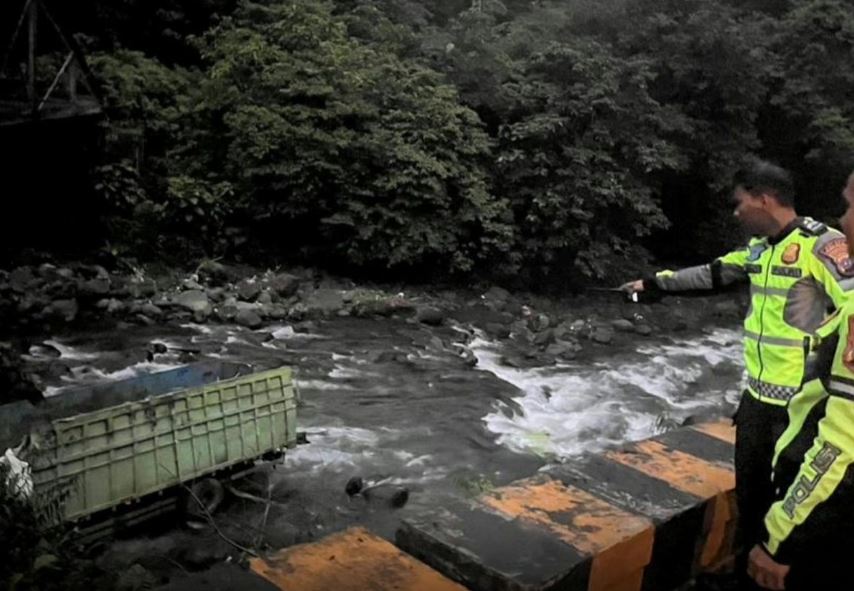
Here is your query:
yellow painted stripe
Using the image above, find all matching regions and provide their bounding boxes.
[690,420,736,445]
[250,527,467,591]
[605,440,735,499]
[480,476,653,591]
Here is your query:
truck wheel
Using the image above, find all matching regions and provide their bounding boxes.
[184,477,225,521]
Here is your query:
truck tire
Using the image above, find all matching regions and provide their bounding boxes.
[184,477,225,521]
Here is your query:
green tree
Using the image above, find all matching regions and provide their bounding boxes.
[765,0,854,217]
[497,39,685,282]
[185,0,512,272]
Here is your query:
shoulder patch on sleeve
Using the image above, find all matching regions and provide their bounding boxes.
[798,217,828,236]
[818,237,854,277]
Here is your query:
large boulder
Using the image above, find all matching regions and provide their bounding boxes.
[267,273,301,298]
[415,306,445,326]
[172,290,212,317]
[235,309,263,329]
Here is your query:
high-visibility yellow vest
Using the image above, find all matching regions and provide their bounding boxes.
[763,299,854,559]
[653,218,854,406]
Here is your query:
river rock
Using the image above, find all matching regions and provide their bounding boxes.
[635,324,653,336]
[303,289,345,317]
[197,260,233,286]
[612,318,635,332]
[77,264,110,279]
[546,341,579,360]
[287,302,308,321]
[134,314,155,326]
[44,298,79,322]
[257,291,273,305]
[590,326,614,344]
[138,303,163,318]
[97,298,125,314]
[533,329,555,347]
[128,277,158,299]
[350,293,414,318]
[416,306,445,326]
[713,299,741,318]
[182,277,204,291]
[214,306,237,322]
[484,286,511,302]
[237,279,262,301]
[78,277,111,298]
[484,322,511,339]
[235,309,263,329]
[205,287,225,303]
[267,272,301,298]
[459,347,478,367]
[173,290,212,317]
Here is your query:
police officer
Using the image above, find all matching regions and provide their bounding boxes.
[747,170,854,590]
[621,159,854,582]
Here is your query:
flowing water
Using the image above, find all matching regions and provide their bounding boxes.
[22,315,743,550]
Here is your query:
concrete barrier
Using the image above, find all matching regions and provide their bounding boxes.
[245,420,736,591]
[396,420,737,591]
[250,527,467,591]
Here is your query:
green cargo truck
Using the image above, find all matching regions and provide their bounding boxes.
[0,361,298,532]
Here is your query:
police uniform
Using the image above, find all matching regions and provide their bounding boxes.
[645,217,854,551]
[762,299,854,589]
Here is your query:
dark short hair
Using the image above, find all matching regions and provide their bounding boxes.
[733,158,795,207]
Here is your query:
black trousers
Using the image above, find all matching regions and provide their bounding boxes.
[733,391,790,554]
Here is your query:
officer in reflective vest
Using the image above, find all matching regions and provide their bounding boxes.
[621,159,854,578]
[747,170,854,591]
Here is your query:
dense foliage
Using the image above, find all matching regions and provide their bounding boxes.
[13,0,854,284]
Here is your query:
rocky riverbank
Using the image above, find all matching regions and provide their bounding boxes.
[0,259,747,404]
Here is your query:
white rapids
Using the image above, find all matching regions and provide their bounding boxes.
[475,328,744,459]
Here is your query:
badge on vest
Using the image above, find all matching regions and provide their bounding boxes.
[781,243,800,265]
[747,243,766,262]
[819,238,854,277]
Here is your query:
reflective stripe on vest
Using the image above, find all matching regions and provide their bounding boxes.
[747,376,800,401]
[749,285,791,298]
[744,330,805,348]
[826,376,854,401]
